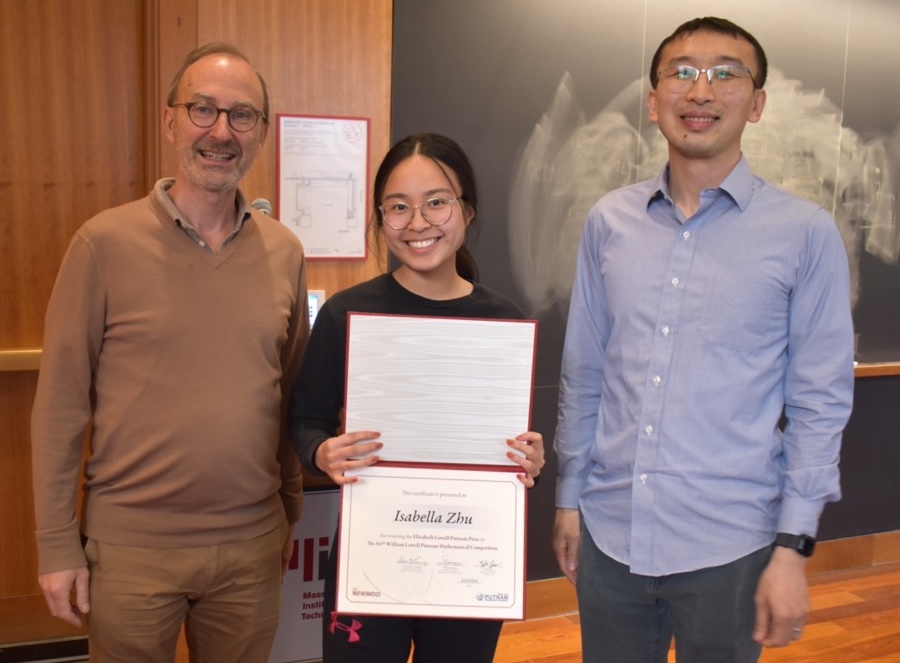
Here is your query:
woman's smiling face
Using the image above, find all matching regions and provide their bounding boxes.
[380,154,473,282]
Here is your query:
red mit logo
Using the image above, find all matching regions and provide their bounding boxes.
[287,535,331,581]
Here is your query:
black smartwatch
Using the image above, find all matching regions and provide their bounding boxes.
[773,532,816,557]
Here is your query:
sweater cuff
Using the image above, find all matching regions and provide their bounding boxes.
[296,429,331,476]
[35,518,87,575]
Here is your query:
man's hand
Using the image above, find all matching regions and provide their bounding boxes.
[552,508,580,585]
[753,546,809,647]
[38,567,90,628]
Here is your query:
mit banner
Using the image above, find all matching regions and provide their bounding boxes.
[269,489,340,663]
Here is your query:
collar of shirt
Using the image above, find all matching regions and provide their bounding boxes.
[647,155,754,214]
[152,178,252,252]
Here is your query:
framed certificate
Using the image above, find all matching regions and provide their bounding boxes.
[336,464,526,620]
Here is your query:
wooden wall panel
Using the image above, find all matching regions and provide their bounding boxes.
[0,372,40,597]
[0,0,146,348]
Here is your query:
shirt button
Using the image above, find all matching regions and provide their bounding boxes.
[640,474,648,484]
[662,326,670,336]
[644,425,653,436]
[671,277,679,286]
[652,375,661,386]
[683,231,691,239]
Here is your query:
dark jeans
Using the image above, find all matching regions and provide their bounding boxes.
[576,521,770,663]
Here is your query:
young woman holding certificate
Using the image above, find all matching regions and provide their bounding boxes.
[288,132,545,663]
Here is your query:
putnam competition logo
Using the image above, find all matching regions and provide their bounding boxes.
[476,592,509,602]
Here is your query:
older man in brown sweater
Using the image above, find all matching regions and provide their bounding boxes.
[31,42,308,663]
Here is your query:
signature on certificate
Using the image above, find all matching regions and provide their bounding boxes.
[397,555,429,571]
[479,559,503,570]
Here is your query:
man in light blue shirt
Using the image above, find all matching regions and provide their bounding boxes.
[552,17,855,663]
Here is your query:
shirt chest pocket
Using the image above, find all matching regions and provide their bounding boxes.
[700,277,789,353]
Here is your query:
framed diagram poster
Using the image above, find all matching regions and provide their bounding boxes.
[276,114,370,259]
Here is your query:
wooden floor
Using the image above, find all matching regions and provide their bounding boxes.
[491,562,900,663]
[4,561,900,662]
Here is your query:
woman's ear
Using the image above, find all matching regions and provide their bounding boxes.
[462,202,475,228]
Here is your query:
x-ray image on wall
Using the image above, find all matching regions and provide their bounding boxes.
[393,0,900,366]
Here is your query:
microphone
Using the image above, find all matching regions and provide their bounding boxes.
[251,198,273,216]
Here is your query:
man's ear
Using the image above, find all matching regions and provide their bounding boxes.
[647,89,659,124]
[748,88,767,124]
[163,106,176,144]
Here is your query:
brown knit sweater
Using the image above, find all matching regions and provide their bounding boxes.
[31,179,308,574]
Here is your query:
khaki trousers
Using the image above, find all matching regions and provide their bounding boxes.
[84,521,287,663]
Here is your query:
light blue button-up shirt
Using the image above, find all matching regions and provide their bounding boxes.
[555,157,855,576]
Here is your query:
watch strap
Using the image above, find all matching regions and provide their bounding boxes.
[773,532,816,557]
